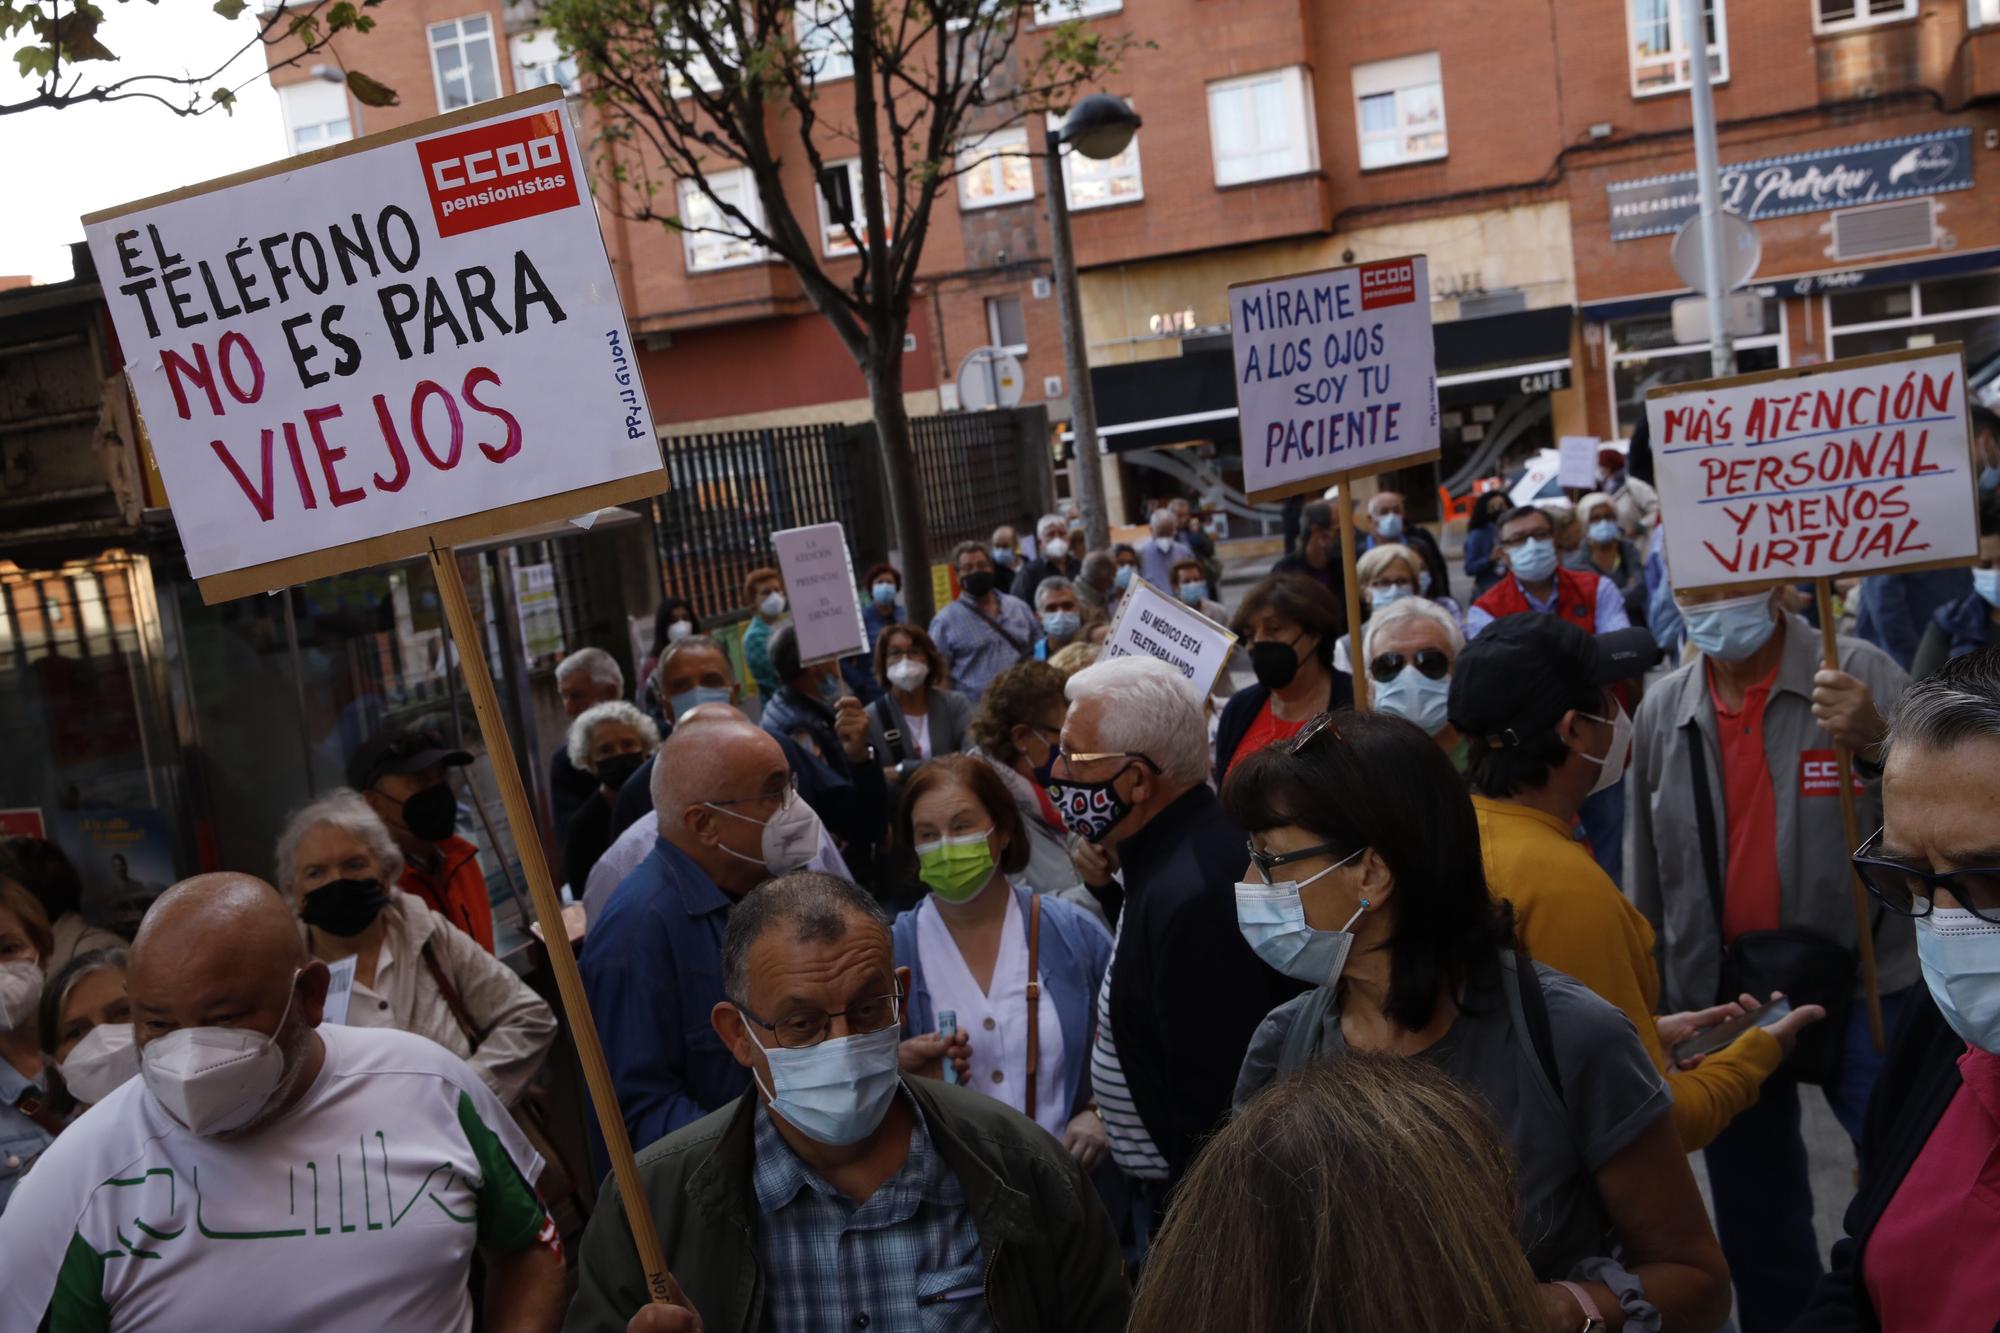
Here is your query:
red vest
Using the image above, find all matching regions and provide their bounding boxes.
[1473,566,1602,633]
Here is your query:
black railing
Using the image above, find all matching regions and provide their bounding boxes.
[912,411,1029,555]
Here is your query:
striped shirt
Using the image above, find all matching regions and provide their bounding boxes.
[1089,920,1169,1180]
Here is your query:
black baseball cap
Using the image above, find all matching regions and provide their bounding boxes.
[1448,618,1659,749]
[346,726,473,792]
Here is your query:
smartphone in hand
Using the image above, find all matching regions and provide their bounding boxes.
[938,1009,958,1085]
[1673,996,1793,1063]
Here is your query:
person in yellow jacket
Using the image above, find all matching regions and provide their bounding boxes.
[1448,615,1825,1149]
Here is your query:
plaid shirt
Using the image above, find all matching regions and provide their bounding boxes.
[751,1091,990,1332]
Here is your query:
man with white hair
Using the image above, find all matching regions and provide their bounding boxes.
[1048,658,1304,1189]
[551,647,626,847]
[1017,512,1080,610]
[1363,490,1450,601]
[1137,507,1196,591]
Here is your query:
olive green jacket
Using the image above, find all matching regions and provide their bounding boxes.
[562,1076,1129,1333]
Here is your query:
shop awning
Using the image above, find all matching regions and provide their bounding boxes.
[1084,305,1576,452]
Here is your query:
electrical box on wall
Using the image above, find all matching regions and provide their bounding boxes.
[1031,277,1052,299]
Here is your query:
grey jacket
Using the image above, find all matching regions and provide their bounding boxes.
[867,687,973,771]
[1625,614,1915,1012]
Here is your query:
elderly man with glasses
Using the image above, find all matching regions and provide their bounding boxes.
[565,872,1129,1333]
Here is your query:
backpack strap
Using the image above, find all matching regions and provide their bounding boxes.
[1504,948,1565,1108]
[1684,720,1729,940]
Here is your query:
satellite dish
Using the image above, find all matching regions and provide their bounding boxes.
[956,346,1025,412]
[1671,212,1761,295]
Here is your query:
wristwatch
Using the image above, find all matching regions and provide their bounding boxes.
[1555,1281,1607,1332]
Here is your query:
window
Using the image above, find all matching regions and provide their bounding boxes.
[1626,0,1727,97]
[1604,300,1784,436]
[277,78,350,157]
[1352,53,1445,170]
[1206,67,1317,187]
[1814,0,1917,32]
[955,127,1034,209]
[987,296,1027,354]
[796,0,853,82]
[1034,0,1121,22]
[665,22,732,98]
[429,14,501,111]
[1977,0,2000,28]
[512,28,578,95]
[1825,272,2000,361]
[678,170,768,272]
[1048,108,1142,208]
[818,159,895,256]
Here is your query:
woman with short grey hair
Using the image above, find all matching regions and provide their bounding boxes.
[562,701,660,891]
[274,789,556,1107]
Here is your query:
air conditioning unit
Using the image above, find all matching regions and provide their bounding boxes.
[1829,198,1937,262]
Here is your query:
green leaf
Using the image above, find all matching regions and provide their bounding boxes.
[13,40,52,76]
[212,0,246,17]
[210,86,236,114]
[346,68,398,107]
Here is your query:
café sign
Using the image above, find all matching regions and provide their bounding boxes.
[1607,128,1972,242]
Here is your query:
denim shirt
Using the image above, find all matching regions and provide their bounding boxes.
[0,1056,54,1211]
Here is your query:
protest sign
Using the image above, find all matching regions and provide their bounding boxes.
[513,560,563,662]
[1648,345,1978,593]
[930,562,957,611]
[322,955,359,1026]
[82,85,665,604]
[773,523,867,664]
[1229,255,1440,505]
[1559,436,1600,491]
[1100,577,1237,698]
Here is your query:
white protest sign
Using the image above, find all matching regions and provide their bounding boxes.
[322,954,358,1025]
[1559,436,1600,490]
[1229,255,1440,503]
[773,522,867,664]
[1649,345,1978,592]
[82,87,664,603]
[1100,577,1237,698]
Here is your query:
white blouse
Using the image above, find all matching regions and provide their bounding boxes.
[915,895,1069,1139]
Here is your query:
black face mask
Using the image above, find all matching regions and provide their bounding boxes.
[961,570,995,598]
[596,752,646,794]
[301,877,389,937]
[400,782,459,842]
[1250,638,1304,691]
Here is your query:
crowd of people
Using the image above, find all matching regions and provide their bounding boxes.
[7,462,2000,1333]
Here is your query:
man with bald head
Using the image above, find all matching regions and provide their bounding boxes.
[0,874,565,1332]
[566,873,1129,1333]
[580,716,828,1171]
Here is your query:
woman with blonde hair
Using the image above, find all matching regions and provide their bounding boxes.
[1132,1053,1547,1332]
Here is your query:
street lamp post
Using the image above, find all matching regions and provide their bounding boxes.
[1046,93,1140,553]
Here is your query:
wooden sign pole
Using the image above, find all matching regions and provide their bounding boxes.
[427,539,687,1309]
[1337,481,1369,711]
[1814,577,1887,1053]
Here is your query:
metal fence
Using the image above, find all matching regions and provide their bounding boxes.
[653,408,1045,623]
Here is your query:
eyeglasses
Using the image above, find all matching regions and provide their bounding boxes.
[1245,837,1354,882]
[740,991,903,1049]
[1286,711,1345,756]
[1369,648,1450,684]
[1498,529,1554,550]
[707,773,798,809]
[1851,828,2000,924]
[1058,748,1152,768]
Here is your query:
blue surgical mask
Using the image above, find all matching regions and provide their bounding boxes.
[1042,609,1081,640]
[1368,584,1410,611]
[1374,665,1451,736]
[871,581,899,606]
[668,684,733,722]
[1588,519,1622,545]
[994,548,1017,568]
[747,1020,903,1145]
[1681,591,1779,662]
[1374,512,1404,541]
[816,673,846,707]
[1981,465,2000,496]
[1974,567,2000,609]
[1508,537,1558,584]
[1178,581,1209,606]
[1114,565,1135,591]
[1916,908,2000,1054]
[1234,850,1367,986]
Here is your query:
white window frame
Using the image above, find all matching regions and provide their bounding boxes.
[1046,108,1143,209]
[1812,0,1918,34]
[1975,0,2000,28]
[1206,66,1318,188]
[955,127,1035,210]
[678,170,770,273]
[428,14,502,113]
[1821,273,2000,360]
[1033,0,1121,25]
[1625,0,1729,98]
[665,23,732,99]
[1351,53,1446,171]
[986,296,1028,356]
[276,78,351,157]
[795,0,853,83]
[1603,301,1787,437]
[818,158,896,257]
[511,28,578,96]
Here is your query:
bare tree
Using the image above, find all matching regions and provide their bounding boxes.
[544,0,1129,621]
[3,0,397,118]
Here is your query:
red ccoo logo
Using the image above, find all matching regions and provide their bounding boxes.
[415,111,581,238]
[1358,259,1417,310]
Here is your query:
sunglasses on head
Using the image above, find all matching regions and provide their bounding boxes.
[1369,648,1450,683]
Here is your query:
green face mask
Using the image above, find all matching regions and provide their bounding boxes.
[916,830,998,903]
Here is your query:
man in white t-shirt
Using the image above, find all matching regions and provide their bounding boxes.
[0,874,566,1333]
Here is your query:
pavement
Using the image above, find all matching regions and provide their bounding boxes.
[1205,534,1859,1302]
